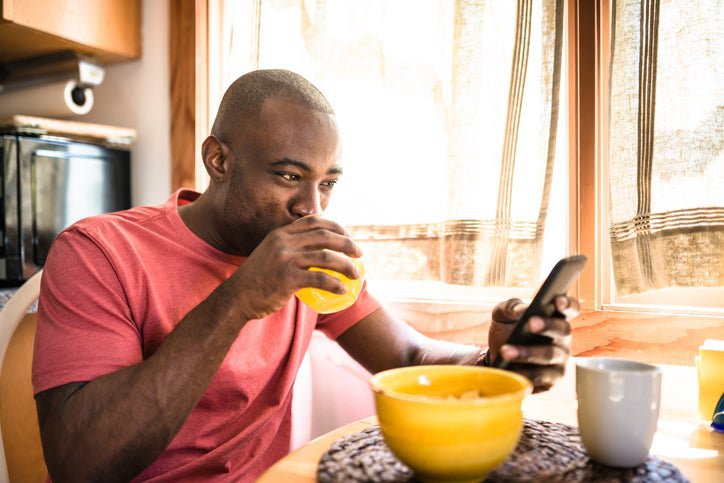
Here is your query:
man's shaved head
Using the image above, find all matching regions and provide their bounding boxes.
[211,69,334,143]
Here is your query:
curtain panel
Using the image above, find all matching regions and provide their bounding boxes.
[223,0,565,289]
[349,0,565,288]
[608,0,724,296]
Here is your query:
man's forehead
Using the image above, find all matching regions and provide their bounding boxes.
[228,96,334,139]
[256,97,338,139]
[270,158,344,175]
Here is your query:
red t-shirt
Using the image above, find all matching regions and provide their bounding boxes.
[32,189,381,481]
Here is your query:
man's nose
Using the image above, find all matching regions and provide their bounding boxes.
[292,186,323,218]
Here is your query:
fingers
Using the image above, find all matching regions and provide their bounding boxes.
[499,338,570,392]
[504,363,566,393]
[236,217,366,319]
[491,298,526,325]
[492,295,579,326]
[288,215,350,238]
[286,219,363,293]
[554,295,580,320]
[285,216,363,258]
[489,294,579,393]
[499,343,569,366]
[296,249,362,280]
[525,315,571,346]
[298,268,349,294]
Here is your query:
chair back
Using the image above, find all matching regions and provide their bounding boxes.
[0,270,45,483]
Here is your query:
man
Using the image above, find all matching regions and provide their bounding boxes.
[32,69,577,482]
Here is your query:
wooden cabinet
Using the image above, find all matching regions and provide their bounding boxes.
[0,0,140,64]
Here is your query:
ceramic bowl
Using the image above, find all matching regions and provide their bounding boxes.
[370,365,532,483]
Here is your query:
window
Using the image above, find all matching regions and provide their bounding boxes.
[594,0,723,315]
[187,0,723,316]
[209,0,571,306]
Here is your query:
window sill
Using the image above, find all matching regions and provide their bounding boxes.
[607,287,724,317]
[367,279,535,308]
[371,289,724,366]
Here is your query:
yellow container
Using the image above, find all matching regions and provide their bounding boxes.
[370,365,532,483]
[697,340,724,420]
[295,257,364,314]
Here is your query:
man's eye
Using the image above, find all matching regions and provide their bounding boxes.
[278,172,300,182]
[321,180,338,189]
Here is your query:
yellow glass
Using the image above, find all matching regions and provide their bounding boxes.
[295,258,365,314]
[697,340,724,420]
[370,365,532,483]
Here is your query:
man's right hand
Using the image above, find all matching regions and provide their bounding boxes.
[230,215,363,320]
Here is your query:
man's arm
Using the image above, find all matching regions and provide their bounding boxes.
[336,296,578,391]
[35,277,255,483]
[35,216,363,482]
[335,306,481,373]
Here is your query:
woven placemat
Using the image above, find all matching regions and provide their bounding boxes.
[317,420,689,482]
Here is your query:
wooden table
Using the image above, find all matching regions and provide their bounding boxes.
[258,362,723,482]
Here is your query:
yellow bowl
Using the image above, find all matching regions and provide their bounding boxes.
[296,258,364,314]
[370,365,532,483]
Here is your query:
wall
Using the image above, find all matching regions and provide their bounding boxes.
[385,300,724,366]
[83,0,170,207]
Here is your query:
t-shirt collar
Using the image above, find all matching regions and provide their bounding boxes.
[167,188,246,265]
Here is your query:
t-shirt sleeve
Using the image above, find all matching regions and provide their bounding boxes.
[32,228,143,395]
[315,281,382,340]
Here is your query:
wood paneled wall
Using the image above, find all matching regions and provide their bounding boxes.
[169,0,198,191]
[385,299,724,367]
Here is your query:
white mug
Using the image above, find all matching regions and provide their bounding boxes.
[575,358,662,467]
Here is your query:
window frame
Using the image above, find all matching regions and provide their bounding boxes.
[575,0,724,317]
[569,0,605,310]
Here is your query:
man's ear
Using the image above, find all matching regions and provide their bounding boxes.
[201,135,230,182]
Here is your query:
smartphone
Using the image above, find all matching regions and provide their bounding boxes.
[491,255,587,368]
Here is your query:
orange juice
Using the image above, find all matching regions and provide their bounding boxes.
[296,258,364,313]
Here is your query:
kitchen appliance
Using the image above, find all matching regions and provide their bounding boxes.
[0,127,131,286]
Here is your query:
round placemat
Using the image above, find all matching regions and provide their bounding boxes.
[316,420,689,482]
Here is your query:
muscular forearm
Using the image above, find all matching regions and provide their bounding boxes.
[36,279,250,483]
[408,335,482,367]
[337,307,482,374]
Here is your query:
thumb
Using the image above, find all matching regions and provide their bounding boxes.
[492,298,526,325]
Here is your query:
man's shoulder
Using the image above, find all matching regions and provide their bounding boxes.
[49,189,203,264]
[70,203,167,232]
[59,201,174,249]
[68,190,197,236]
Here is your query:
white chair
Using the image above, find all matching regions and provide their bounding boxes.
[0,270,45,483]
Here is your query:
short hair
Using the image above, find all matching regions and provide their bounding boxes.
[210,69,334,142]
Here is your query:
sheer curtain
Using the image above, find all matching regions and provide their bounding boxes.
[607,0,723,299]
[220,0,565,291]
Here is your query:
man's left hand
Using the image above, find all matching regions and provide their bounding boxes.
[486,296,579,393]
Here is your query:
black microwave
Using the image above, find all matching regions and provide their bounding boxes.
[0,133,130,286]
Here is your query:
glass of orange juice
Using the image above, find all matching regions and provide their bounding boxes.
[296,257,365,313]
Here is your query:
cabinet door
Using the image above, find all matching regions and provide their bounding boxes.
[0,0,140,63]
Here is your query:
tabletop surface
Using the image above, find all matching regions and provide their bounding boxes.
[257,361,723,482]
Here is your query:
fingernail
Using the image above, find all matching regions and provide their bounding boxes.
[501,345,518,360]
[555,296,568,311]
[528,317,544,332]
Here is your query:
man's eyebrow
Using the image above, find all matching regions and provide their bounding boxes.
[270,158,343,175]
